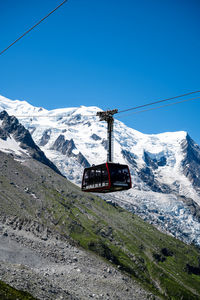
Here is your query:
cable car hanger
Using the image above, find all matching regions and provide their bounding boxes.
[96,109,118,162]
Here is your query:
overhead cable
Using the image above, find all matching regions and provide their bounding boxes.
[117,90,200,114]
[117,96,200,118]
[0,0,68,56]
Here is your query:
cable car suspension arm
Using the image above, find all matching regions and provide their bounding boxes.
[97,109,118,163]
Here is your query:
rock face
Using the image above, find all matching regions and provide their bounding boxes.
[178,195,200,222]
[51,134,90,168]
[138,166,172,193]
[51,135,75,155]
[144,151,167,169]
[0,111,62,176]
[181,134,200,192]
[121,149,137,167]
[76,152,90,168]
[39,129,51,146]
[91,133,101,141]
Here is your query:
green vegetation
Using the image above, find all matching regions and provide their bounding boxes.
[0,280,37,300]
[0,153,200,299]
[41,184,200,299]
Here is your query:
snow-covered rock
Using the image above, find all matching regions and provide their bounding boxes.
[0,110,62,175]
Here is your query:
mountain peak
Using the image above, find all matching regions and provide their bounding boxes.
[0,110,62,176]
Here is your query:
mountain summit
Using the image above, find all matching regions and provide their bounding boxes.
[1,95,200,246]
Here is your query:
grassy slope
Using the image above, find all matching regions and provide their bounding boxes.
[0,280,37,300]
[0,152,200,299]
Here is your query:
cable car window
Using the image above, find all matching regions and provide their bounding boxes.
[82,169,90,188]
[95,168,101,186]
[109,165,130,186]
[102,166,109,186]
[90,169,96,186]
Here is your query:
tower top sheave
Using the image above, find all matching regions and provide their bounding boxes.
[96,109,118,122]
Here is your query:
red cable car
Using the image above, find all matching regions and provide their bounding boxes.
[81,110,132,193]
[82,162,131,193]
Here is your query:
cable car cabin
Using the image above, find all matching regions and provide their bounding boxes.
[81,162,132,193]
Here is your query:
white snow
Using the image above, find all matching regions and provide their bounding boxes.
[0,135,28,156]
[0,95,48,117]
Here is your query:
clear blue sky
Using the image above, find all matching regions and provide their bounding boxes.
[0,0,200,143]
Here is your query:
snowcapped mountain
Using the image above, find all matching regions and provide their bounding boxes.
[0,109,62,176]
[1,95,200,246]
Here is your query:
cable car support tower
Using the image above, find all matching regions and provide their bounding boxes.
[96,109,118,163]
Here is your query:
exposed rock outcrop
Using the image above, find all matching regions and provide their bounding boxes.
[39,129,51,146]
[51,134,90,168]
[181,134,200,191]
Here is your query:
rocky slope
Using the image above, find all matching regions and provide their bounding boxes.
[0,144,200,299]
[0,150,152,300]
[0,95,200,247]
[0,216,150,300]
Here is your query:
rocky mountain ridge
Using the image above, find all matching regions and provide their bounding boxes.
[181,134,200,191]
